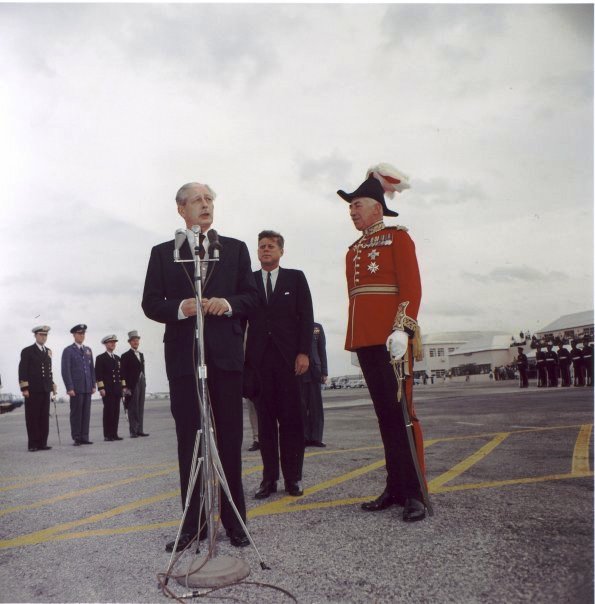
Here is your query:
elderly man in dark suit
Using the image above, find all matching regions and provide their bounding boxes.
[301,322,328,447]
[142,181,259,552]
[120,330,147,438]
[95,334,125,441]
[61,324,96,446]
[18,325,57,451]
[245,230,314,499]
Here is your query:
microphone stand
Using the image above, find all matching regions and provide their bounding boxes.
[164,227,266,591]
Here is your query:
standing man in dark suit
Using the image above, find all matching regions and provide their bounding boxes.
[301,322,328,447]
[61,324,95,446]
[142,181,259,551]
[245,230,314,500]
[95,335,125,441]
[515,347,529,389]
[556,341,572,388]
[120,331,148,438]
[18,325,57,451]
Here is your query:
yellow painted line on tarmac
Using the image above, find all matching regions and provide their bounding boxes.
[0,489,180,549]
[433,471,594,493]
[0,462,176,492]
[428,433,510,491]
[0,465,178,517]
[572,424,592,474]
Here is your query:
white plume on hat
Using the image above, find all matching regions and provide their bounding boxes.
[366,163,411,198]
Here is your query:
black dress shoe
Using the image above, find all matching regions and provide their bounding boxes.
[248,441,260,452]
[361,489,403,511]
[80,440,93,445]
[138,432,149,437]
[403,498,426,522]
[284,481,304,496]
[226,528,249,548]
[165,532,195,552]
[39,445,52,450]
[254,481,277,499]
[130,434,139,438]
[28,447,39,452]
[113,436,123,440]
[104,437,114,442]
[309,440,326,448]
[73,440,81,446]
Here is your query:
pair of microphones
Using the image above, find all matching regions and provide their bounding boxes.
[173,227,222,261]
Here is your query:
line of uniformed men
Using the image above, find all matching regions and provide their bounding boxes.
[534,338,593,388]
[18,324,148,451]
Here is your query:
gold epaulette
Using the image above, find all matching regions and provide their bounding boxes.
[97,381,105,388]
[384,225,409,232]
[20,380,29,389]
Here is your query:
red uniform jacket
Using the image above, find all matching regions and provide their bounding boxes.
[344,221,426,478]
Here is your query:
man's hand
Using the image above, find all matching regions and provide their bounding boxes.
[321,375,328,385]
[386,329,409,359]
[202,298,229,316]
[295,353,309,376]
[67,389,76,397]
[99,389,106,398]
[22,389,29,398]
[181,298,198,317]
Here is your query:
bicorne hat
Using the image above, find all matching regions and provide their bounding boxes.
[337,174,399,217]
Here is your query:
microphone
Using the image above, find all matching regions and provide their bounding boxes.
[173,228,187,261]
[207,229,223,259]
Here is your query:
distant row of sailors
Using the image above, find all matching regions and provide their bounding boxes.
[515,340,594,388]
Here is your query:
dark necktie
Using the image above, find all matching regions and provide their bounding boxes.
[198,233,206,260]
[266,271,273,303]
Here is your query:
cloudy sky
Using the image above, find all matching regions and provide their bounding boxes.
[0,3,592,395]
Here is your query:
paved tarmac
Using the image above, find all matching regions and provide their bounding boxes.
[0,381,592,603]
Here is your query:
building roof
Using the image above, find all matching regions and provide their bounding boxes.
[448,334,515,355]
[422,331,494,345]
[536,310,594,335]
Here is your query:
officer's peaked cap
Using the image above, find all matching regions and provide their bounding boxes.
[70,324,88,334]
[32,325,50,334]
[101,334,118,344]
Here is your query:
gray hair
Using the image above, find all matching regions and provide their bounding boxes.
[175,182,217,206]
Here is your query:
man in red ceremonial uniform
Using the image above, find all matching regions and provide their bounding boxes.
[337,163,430,522]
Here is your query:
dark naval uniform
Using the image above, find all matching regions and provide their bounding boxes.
[516,351,529,388]
[300,322,328,446]
[535,348,547,387]
[345,220,427,504]
[544,347,558,387]
[570,343,584,387]
[61,342,96,444]
[557,346,571,388]
[95,352,125,440]
[583,341,593,386]
[18,344,55,450]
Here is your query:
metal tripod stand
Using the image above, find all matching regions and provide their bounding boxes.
[163,227,267,590]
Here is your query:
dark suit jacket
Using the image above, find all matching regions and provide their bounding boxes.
[142,235,259,380]
[95,352,123,396]
[245,267,314,371]
[19,345,54,393]
[120,349,145,391]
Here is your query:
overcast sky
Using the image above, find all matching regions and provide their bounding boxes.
[0,3,592,395]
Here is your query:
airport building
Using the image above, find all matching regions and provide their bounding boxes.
[533,309,594,343]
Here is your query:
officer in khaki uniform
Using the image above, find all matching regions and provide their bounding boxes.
[337,163,429,522]
[95,335,126,441]
[18,325,57,451]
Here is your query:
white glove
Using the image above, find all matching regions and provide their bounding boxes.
[386,329,408,359]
